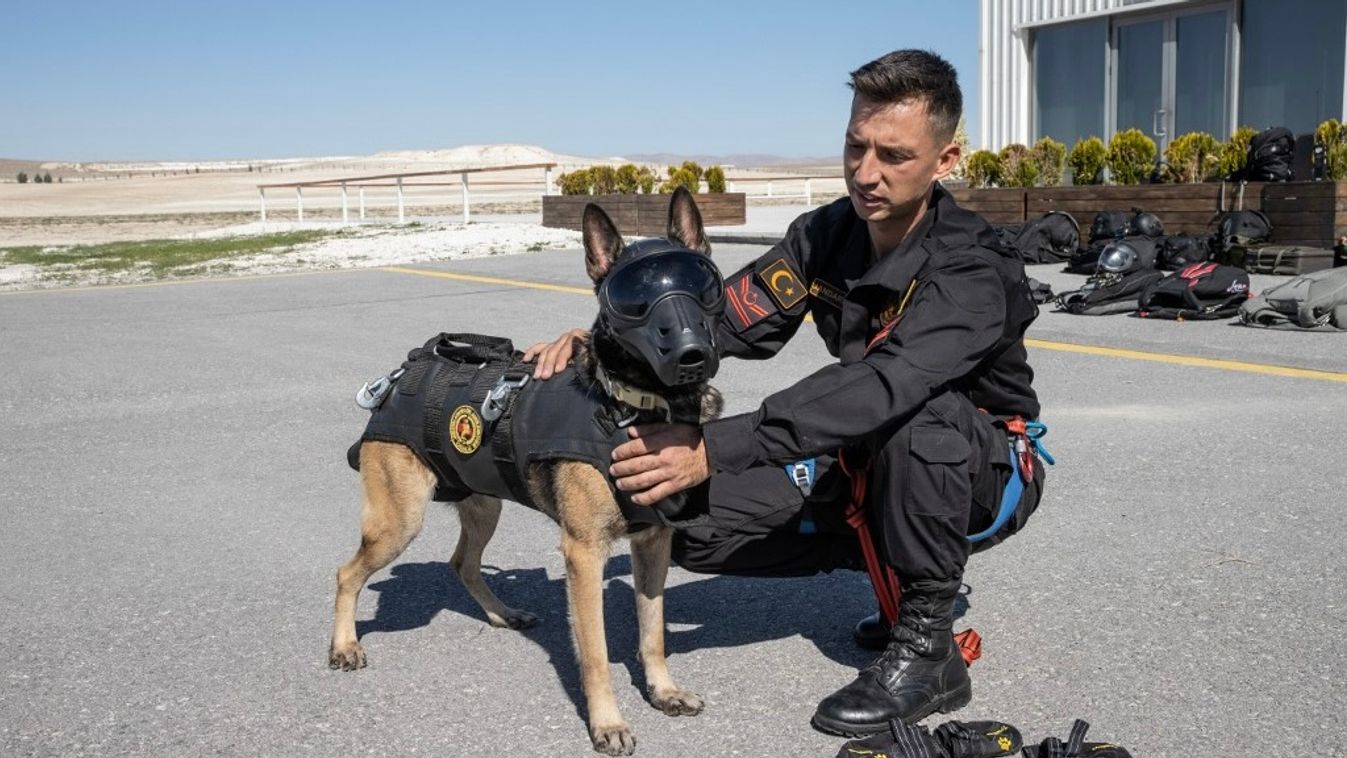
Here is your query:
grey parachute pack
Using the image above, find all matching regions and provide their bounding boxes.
[1238,267,1347,331]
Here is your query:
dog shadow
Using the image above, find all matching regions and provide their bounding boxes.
[356,556,972,722]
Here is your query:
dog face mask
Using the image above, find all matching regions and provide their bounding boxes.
[598,238,724,387]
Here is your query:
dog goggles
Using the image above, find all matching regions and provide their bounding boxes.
[599,249,725,324]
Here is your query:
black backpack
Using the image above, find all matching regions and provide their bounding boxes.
[1157,234,1210,270]
[1088,210,1133,242]
[1241,127,1295,182]
[1208,209,1273,266]
[1011,211,1080,263]
[1137,262,1251,320]
[1066,239,1105,274]
[1055,269,1165,315]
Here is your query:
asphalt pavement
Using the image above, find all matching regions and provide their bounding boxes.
[2,243,1344,757]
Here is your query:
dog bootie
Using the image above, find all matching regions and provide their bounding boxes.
[1023,720,1131,758]
[836,718,1022,758]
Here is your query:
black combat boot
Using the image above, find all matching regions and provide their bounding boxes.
[813,579,971,736]
[852,611,889,651]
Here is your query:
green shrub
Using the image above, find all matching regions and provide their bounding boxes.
[1067,137,1107,185]
[615,164,641,194]
[636,167,657,194]
[16,171,28,184]
[1030,137,1067,186]
[43,172,53,184]
[1107,129,1157,185]
[948,118,971,182]
[1163,132,1220,183]
[660,163,702,194]
[589,165,618,195]
[1218,126,1257,179]
[999,143,1039,187]
[1315,119,1347,180]
[705,165,726,193]
[556,168,592,195]
[964,150,1002,188]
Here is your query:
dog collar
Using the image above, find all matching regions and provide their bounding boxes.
[594,361,672,422]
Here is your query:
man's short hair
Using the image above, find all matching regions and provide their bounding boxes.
[848,49,962,143]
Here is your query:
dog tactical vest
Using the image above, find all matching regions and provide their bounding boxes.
[349,334,671,530]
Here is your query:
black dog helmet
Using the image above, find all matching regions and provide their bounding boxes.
[598,238,724,387]
[1130,211,1164,238]
[1098,239,1145,274]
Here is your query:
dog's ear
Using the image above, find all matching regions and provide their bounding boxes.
[667,186,710,255]
[583,203,624,282]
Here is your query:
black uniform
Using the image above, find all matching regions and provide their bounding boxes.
[674,185,1043,583]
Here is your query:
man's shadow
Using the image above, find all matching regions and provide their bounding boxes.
[356,557,971,723]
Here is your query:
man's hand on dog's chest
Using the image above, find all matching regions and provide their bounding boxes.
[610,423,711,506]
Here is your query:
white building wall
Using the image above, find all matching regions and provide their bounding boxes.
[978,0,1197,150]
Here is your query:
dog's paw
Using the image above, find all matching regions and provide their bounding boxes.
[650,686,704,717]
[589,722,636,756]
[327,642,367,671]
[487,608,539,630]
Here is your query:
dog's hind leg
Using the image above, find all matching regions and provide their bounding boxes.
[329,441,435,671]
[450,494,538,630]
[629,526,704,717]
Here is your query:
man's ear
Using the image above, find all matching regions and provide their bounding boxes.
[583,204,624,282]
[932,141,962,183]
[667,186,710,255]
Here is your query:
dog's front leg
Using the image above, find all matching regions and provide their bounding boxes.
[629,527,704,717]
[562,531,634,756]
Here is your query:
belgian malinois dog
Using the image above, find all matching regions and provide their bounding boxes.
[328,188,721,756]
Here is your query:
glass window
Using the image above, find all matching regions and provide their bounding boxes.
[1239,0,1347,135]
[1034,19,1108,147]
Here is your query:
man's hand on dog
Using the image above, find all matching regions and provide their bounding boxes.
[610,423,710,506]
[523,328,588,379]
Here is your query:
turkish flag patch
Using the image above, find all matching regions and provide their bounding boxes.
[758,257,807,310]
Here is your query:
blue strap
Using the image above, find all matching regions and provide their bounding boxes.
[1025,420,1055,464]
[786,459,816,534]
[967,441,1024,543]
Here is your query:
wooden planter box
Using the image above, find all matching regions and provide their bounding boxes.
[1259,181,1347,247]
[542,192,747,236]
[945,187,1025,225]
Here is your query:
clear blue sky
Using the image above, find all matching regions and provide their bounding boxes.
[1,0,981,162]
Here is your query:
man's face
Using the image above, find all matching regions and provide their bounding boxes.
[843,95,960,226]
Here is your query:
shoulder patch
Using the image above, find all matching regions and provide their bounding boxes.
[808,278,846,309]
[449,405,483,454]
[724,270,776,329]
[757,257,807,310]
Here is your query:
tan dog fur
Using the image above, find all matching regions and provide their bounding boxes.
[329,192,717,756]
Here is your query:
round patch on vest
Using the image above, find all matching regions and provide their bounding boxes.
[449,405,483,455]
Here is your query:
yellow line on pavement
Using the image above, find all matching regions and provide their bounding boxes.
[1024,338,1347,383]
[380,265,592,295]
[385,265,1347,384]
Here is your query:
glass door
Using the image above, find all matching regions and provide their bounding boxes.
[1174,10,1229,137]
[1115,19,1166,147]
[1112,7,1231,148]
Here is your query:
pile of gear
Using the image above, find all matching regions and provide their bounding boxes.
[834,717,1131,758]
[995,203,1347,331]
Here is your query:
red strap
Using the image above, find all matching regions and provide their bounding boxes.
[839,448,981,667]
[954,629,982,666]
[839,450,901,626]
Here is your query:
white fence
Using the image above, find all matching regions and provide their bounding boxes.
[256,163,557,224]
